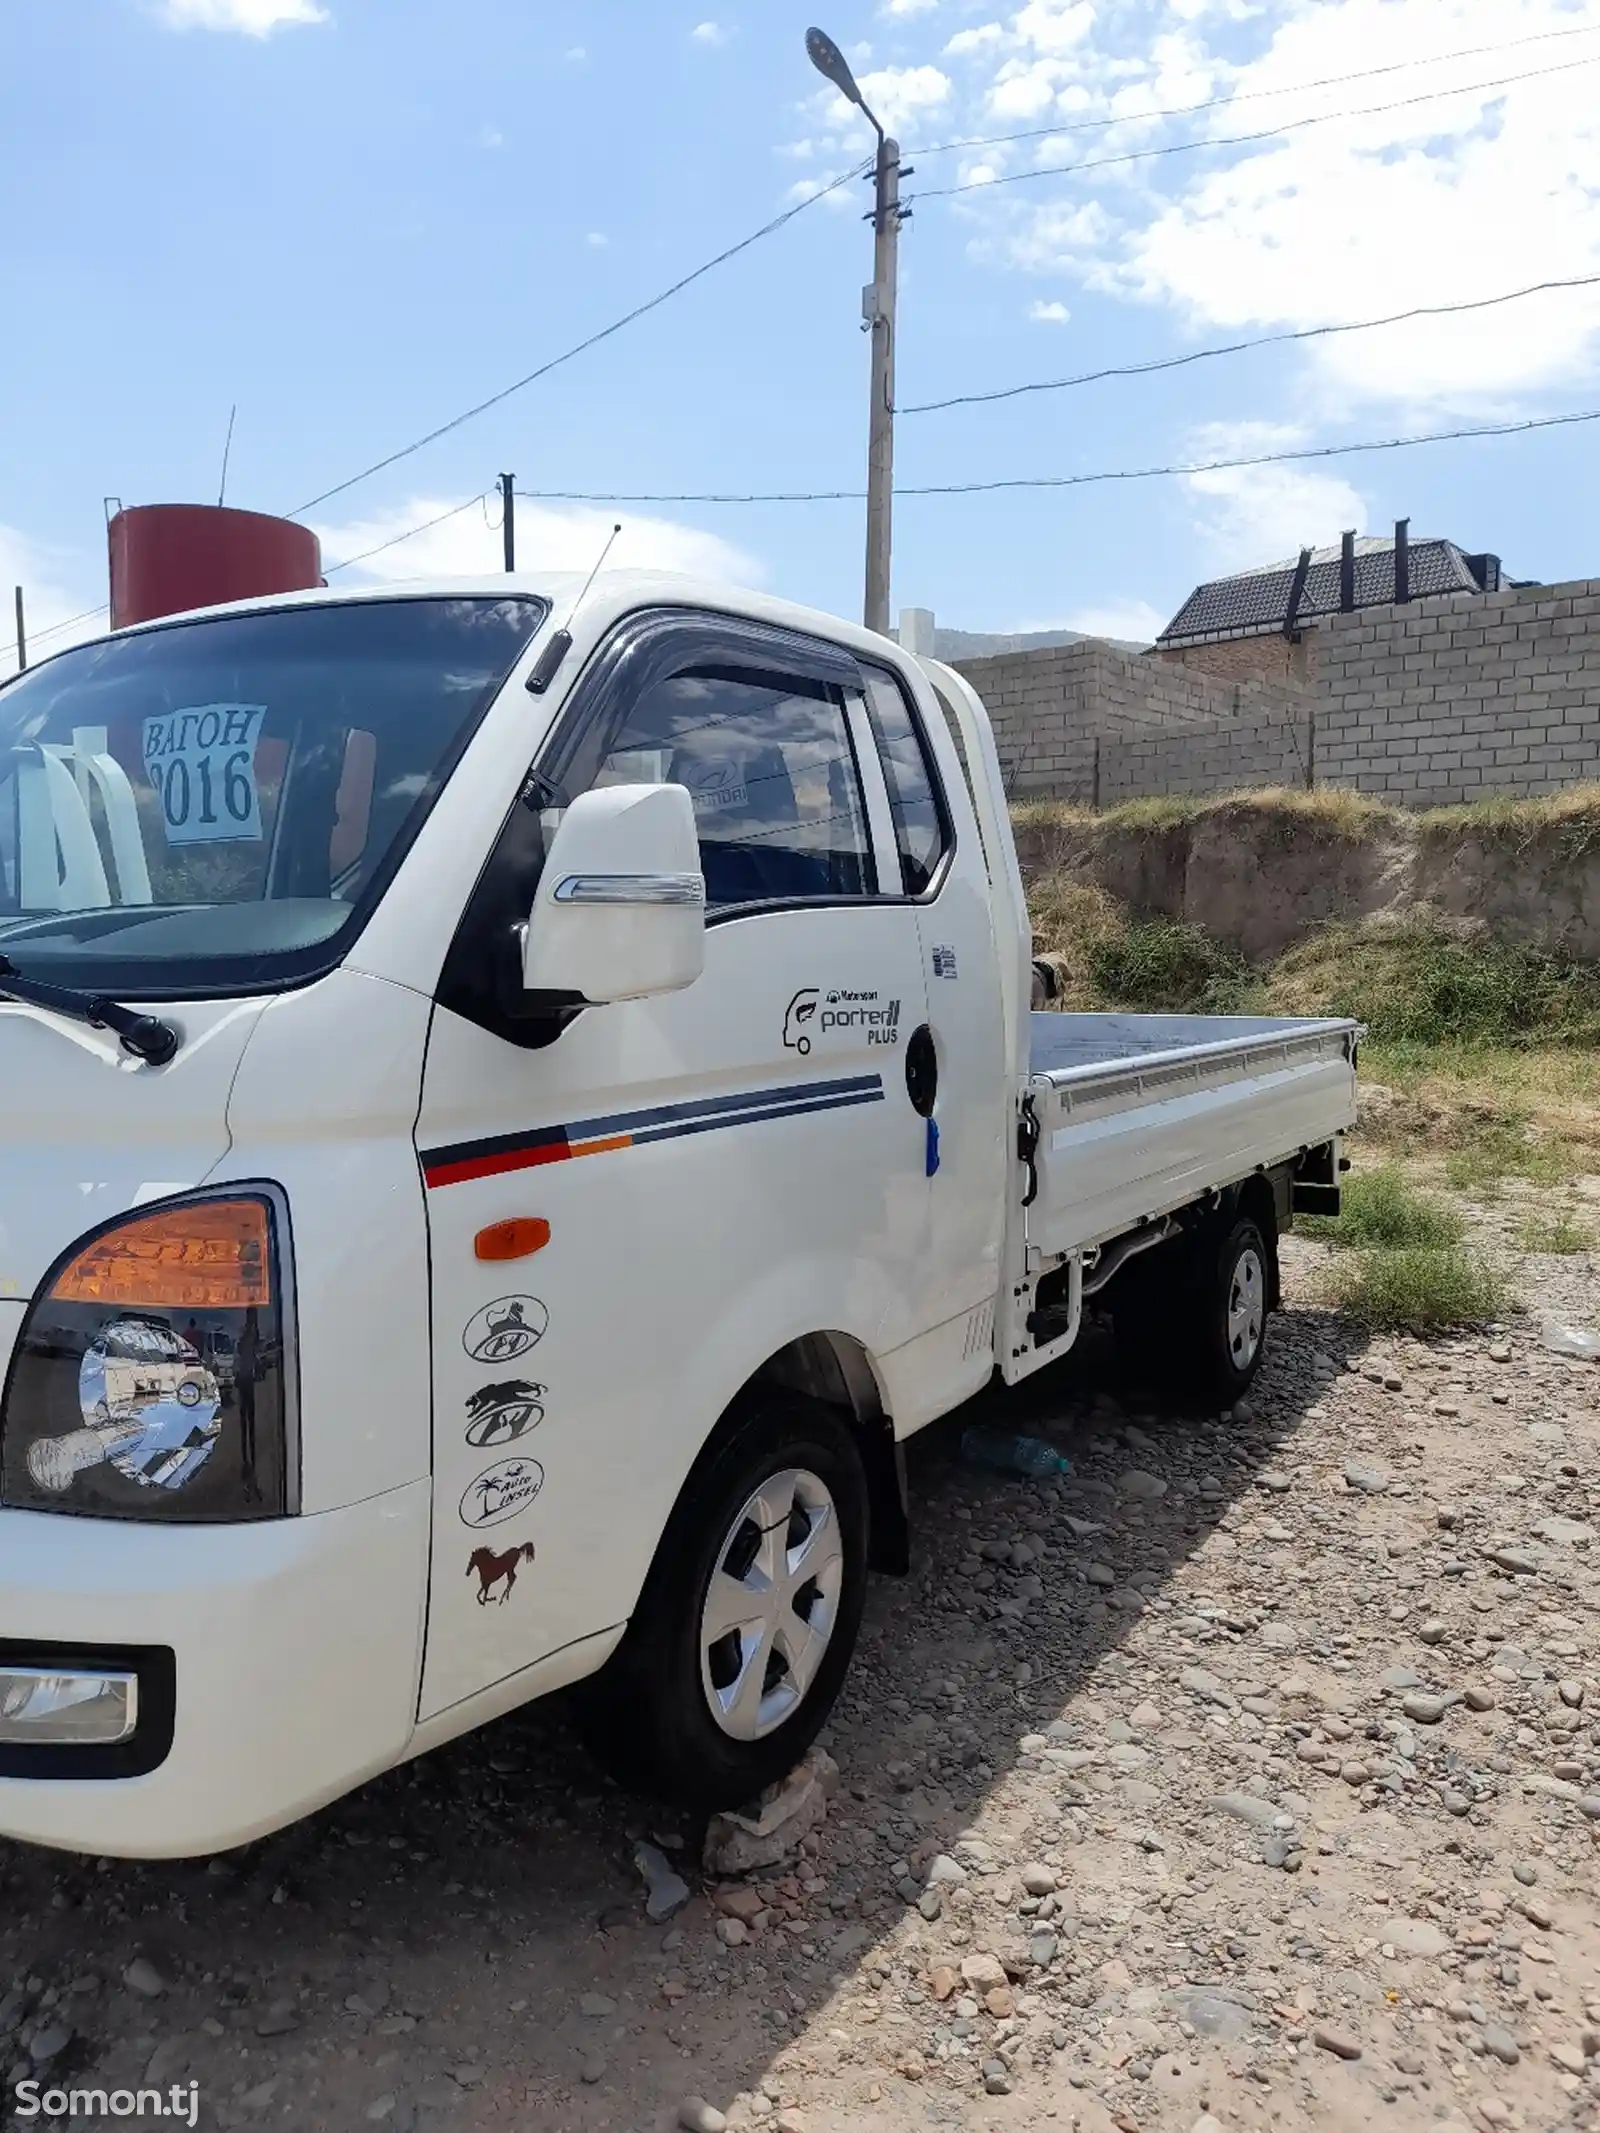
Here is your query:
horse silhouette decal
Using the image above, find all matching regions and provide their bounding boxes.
[467,1541,535,1605]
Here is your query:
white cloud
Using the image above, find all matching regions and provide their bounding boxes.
[944,23,1005,55]
[1062,597,1166,642]
[0,525,102,683]
[964,0,1600,408]
[565,44,586,60]
[1029,298,1071,322]
[691,20,727,46]
[159,0,327,34]
[586,231,609,248]
[1178,424,1367,572]
[314,496,762,590]
[479,126,504,151]
[884,0,939,15]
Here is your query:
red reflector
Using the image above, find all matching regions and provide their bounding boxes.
[474,1219,551,1262]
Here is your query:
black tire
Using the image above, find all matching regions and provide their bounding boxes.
[571,1397,870,1811]
[1174,1214,1272,1408]
[1112,1215,1273,1407]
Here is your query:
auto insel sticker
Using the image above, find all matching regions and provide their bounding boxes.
[458,1456,545,1530]
[467,1541,535,1606]
[462,1296,548,1363]
[463,1381,546,1448]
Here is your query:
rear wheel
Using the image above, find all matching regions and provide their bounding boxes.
[1113,1214,1273,1408]
[1178,1215,1270,1407]
[572,1397,869,1810]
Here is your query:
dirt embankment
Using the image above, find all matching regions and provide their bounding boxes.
[1013,788,1600,966]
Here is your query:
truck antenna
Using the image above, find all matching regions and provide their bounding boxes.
[571,522,623,618]
[526,523,623,696]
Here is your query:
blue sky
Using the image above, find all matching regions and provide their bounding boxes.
[5,0,1600,673]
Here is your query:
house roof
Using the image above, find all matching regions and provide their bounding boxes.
[1158,536,1502,646]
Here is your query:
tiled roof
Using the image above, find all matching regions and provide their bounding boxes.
[1159,538,1494,645]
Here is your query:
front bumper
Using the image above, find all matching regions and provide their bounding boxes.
[0,1478,429,1857]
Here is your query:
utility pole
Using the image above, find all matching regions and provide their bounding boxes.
[863,134,901,641]
[13,586,25,671]
[807,27,907,639]
[499,472,516,573]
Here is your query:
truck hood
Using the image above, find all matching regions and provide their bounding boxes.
[0,995,269,1306]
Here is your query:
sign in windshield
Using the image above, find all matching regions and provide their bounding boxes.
[0,596,544,997]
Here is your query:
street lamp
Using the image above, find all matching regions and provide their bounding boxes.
[806,26,903,639]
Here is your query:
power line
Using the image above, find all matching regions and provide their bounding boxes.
[322,493,490,575]
[910,17,1600,160]
[902,273,1600,416]
[914,52,1600,203]
[291,158,872,520]
[0,602,111,670]
[515,406,1600,504]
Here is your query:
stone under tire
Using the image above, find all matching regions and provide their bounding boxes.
[571,1397,869,1811]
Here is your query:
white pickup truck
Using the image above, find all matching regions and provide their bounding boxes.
[0,574,1356,1857]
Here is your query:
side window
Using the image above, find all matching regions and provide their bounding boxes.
[861,666,950,896]
[578,666,877,909]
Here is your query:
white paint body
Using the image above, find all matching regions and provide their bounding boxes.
[0,574,1357,1856]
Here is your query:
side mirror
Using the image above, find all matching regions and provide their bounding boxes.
[523,783,705,1005]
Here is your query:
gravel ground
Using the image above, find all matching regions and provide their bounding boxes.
[2,1211,1597,2133]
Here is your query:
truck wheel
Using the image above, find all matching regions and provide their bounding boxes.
[571,1397,869,1811]
[1181,1214,1271,1407]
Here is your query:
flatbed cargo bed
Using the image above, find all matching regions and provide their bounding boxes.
[1024,1010,1359,1261]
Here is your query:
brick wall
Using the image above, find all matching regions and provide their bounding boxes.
[953,574,1600,806]
[1152,635,1320,689]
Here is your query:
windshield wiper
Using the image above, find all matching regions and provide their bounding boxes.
[0,956,181,1066]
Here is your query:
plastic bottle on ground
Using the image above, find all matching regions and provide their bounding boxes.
[958,1426,1072,1480]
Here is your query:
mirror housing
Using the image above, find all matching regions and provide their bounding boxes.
[523,783,705,1005]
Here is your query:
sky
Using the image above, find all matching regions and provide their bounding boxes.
[4,0,1600,675]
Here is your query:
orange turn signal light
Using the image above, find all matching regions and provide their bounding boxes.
[474,1218,551,1262]
[51,1198,272,1310]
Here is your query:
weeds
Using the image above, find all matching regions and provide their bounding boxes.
[1087,917,1256,1015]
[1301,1165,1462,1249]
[1515,1210,1593,1255]
[1327,1246,1509,1331]
[1418,781,1600,862]
[1266,919,1600,1049]
[1443,1112,1578,1197]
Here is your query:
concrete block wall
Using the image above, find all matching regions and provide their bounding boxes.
[954,639,1314,798]
[1099,715,1313,804]
[1314,575,1600,804]
[957,573,1600,806]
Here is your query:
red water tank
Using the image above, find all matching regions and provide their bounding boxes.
[108,504,323,630]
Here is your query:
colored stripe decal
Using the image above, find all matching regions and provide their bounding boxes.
[422,1075,885,1189]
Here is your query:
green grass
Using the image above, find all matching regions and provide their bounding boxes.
[1443,1113,1579,1197]
[1515,1210,1593,1255]
[1327,1246,1510,1332]
[1267,920,1600,1049]
[1301,1165,1462,1249]
[1087,916,1257,1015]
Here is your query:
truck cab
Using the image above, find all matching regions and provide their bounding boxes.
[0,574,1354,1856]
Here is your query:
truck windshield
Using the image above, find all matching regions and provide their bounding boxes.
[0,595,543,998]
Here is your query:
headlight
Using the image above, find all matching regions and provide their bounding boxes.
[1,1193,292,1522]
